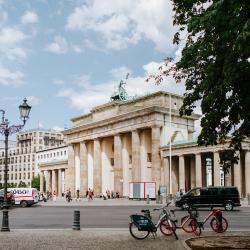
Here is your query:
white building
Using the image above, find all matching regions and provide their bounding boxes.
[0,129,64,187]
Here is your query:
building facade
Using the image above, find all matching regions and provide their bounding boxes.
[161,139,250,198]
[0,129,64,187]
[62,91,198,197]
[37,145,68,195]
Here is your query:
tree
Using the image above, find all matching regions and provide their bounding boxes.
[31,175,40,190]
[148,0,249,171]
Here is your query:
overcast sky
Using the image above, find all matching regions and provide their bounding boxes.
[0,0,191,134]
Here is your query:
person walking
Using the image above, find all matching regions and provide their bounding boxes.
[76,189,80,202]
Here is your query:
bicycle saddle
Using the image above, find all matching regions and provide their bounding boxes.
[141,209,150,213]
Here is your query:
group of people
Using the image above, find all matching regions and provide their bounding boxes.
[44,187,121,202]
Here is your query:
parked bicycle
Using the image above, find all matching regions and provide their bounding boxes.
[161,206,201,236]
[129,202,178,240]
[181,208,228,234]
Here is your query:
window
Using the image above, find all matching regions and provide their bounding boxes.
[190,188,201,196]
[129,155,132,164]
[110,158,114,166]
[147,153,152,162]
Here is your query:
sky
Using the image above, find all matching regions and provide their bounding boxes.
[0,0,193,135]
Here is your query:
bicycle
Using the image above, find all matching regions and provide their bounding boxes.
[129,202,178,240]
[182,208,228,234]
[161,207,201,236]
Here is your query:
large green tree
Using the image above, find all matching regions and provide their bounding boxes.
[150,0,249,169]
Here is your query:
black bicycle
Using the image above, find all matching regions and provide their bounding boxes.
[129,202,178,240]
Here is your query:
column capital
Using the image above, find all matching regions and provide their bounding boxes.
[151,124,161,129]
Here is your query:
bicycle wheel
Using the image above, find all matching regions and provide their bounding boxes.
[182,216,195,233]
[159,219,176,236]
[129,222,150,240]
[210,217,228,233]
[190,219,201,236]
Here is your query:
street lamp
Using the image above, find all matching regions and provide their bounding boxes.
[0,98,31,231]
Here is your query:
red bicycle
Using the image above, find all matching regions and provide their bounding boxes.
[181,208,228,235]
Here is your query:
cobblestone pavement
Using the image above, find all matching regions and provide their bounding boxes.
[0,229,188,250]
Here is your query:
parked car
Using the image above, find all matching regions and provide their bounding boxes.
[0,189,15,208]
[175,186,241,211]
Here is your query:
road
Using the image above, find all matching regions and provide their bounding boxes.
[4,205,250,230]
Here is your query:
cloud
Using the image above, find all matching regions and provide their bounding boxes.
[21,11,39,25]
[52,126,64,131]
[66,0,177,52]
[0,27,26,45]
[110,66,132,80]
[46,36,68,54]
[56,61,185,111]
[0,66,24,86]
[53,79,65,86]
[0,27,27,62]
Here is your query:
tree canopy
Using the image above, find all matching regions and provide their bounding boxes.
[149,0,249,167]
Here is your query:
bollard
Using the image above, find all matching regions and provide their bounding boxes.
[72,210,80,230]
[146,194,150,204]
[160,195,163,204]
[248,193,250,205]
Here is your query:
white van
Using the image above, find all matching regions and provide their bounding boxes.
[7,188,39,207]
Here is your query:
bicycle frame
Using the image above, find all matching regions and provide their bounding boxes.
[197,209,221,229]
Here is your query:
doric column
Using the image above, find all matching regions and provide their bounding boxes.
[52,169,57,194]
[80,141,88,193]
[58,168,62,197]
[233,154,242,197]
[213,151,221,186]
[40,171,44,193]
[75,143,80,191]
[114,134,123,195]
[65,144,75,193]
[122,134,130,197]
[152,126,161,190]
[93,139,102,195]
[245,151,250,196]
[132,130,140,182]
[46,170,51,193]
[179,155,185,191]
[195,154,202,187]
[163,157,170,194]
[225,166,232,186]
[190,156,195,188]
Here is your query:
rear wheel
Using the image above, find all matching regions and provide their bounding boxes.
[224,202,233,211]
[20,200,28,208]
[160,219,176,236]
[210,217,228,233]
[129,222,149,240]
[190,219,201,236]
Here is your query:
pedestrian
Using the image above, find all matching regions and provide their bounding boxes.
[67,189,72,203]
[76,189,80,201]
[53,190,57,202]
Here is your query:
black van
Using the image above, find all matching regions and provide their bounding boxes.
[175,186,241,211]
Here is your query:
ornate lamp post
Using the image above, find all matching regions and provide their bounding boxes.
[0,98,31,231]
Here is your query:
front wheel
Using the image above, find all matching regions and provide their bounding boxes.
[210,217,228,233]
[160,219,176,236]
[129,222,149,240]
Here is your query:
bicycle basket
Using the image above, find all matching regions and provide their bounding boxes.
[130,214,155,231]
